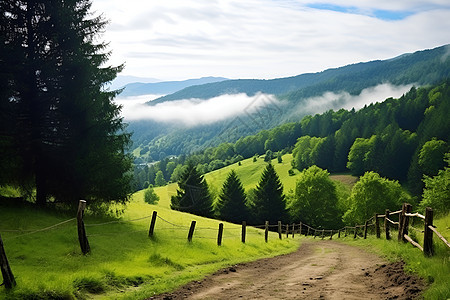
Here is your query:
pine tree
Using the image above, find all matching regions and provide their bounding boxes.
[216,170,249,223]
[171,164,213,217]
[252,163,287,224]
[0,0,132,206]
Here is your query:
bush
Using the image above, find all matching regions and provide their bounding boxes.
[144,186,160,205]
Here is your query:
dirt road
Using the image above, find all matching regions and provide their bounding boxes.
[149,240,424,300]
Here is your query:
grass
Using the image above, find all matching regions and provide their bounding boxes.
[153,154,357,209]
[338,213,450,299]
[0,192,301,299]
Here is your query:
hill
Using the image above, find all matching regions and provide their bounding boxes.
[129,45,450,160]
[150,45,450,104]
[119,76,228,97]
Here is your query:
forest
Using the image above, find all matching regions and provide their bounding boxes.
[134,80,450,203]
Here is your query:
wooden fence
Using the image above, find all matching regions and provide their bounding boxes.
[1,201,449,290]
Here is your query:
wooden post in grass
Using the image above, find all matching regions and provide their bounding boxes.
[77,200,90,255]
[375,214,380,238]
[278,221,282,240]
[0,233,16,289]
[423,207,434,256]
[338,229,341,238]
[353,226,357,239]
[321,229,325,240]
[364,220,368,239]
[330,230,333,240]
[399,203,412,242]
[286,224,289,238]
[292,224,295,238]
[385,209,391,240]
[398,203,407,241]
[148,211,157,237]
[188,221,196,242]
[306,226,310,236]
[265,221,269,243]
[344,227,348,237]
[241,221,246,243]
[217,223,224,246]
[299,222,302,236]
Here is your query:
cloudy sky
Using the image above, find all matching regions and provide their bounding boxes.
[91,0,450,81]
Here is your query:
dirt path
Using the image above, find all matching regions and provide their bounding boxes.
[149,240,424,300]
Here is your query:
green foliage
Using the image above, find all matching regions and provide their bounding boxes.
[144,186,160,205]
[419,153,450,215]
[264,150,273,162]
[171,164,213,217]
[418,138,447,177]
[0,0,132,207]
[343,172,407,225]
[215,170,249,223]
[155,170,167,187]
[251,164,287,224]
[277,153,283,163]
[288,166,342,228]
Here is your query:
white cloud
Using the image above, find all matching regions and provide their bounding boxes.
[91,0,450,80]
[296,83,414,116]
[114,93,281,126]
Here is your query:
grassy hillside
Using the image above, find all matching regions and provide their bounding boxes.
[154,153,357,209]
[0,197,300,300]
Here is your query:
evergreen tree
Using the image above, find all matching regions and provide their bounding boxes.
[216,170,249,223]
[155,170,167,187]
[171,164,213,217]
[252,163,287,224]
[0,0,131,206]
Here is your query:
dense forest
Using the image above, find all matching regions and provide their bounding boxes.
[130,45,450,162]
[133,80,450,200]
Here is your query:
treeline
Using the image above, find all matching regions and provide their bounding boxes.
[133,80,449,197]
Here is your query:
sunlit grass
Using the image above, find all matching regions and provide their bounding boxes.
[0,191,301,299]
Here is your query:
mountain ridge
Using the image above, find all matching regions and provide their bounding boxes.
[148,45,450,105]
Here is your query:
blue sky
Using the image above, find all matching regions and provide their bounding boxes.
[92,0,450,81]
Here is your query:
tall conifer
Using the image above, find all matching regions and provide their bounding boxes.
[216,170,248,223]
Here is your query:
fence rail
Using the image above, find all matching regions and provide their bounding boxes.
[1,200,449,290]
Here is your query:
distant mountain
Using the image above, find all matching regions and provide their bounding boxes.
[129,44,450,161]
[150,45,450,105]
[119,77,228,97]
[109,75,161,90]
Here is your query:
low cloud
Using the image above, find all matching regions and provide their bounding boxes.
[295,83,414,115]
[114,93,281,126]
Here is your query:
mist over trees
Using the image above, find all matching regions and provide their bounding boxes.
[0,0,132,207]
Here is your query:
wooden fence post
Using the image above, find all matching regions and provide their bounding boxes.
[265,221,269,243]
[217,223,223,246]
[286,224,289,238]
[344,227,348,237]
[364,220,368,239]
[292,223,295,238]
[353,226,357,239]
[423,207,434,256]
[77,200,90,255]
[399,203,412,242]
[278,221,282,240]
[306,226,310,236]
[299,222,303,236]
[187,221,196,242]
[241,221,246,243]
[385,209,391,240]
[375,214,380,238]
[330,230,333,240]
[148,211,157,237]
[321,229,325,240]
[338,229,341,238]
[398,203,406,241]
[0,233,16,289]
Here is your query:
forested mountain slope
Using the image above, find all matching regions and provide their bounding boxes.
[150,45,450,104]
